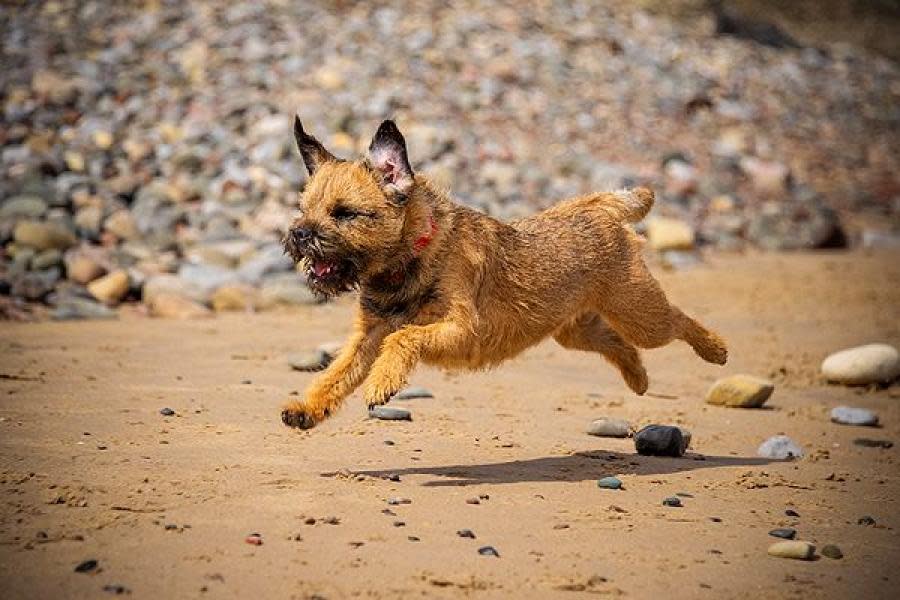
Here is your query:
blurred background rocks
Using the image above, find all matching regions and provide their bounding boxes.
[1,0,898,320]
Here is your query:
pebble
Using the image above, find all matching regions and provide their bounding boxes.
[767,541,815,560]
[387,497,411,505]
[830,406,879,427]
[634,425,685,457]
[853,438,893,449]
[705,375,774,408]
[51,297,116,321]
[465,497,481,504]
[662,497,682,507]
[211,284,258,312]
[369,406,412,421]
[646,217,695,251]
[74,559,98,573]
[148,293,212,319]
[245,533,263,546]
[597,477,623,490]
[857,516,876,526]
[821,544,843,559]
[768,528,796,540]
[0,195,47,219]
[159,408,175,416]
[395,386,434,400]
[587,418,631,438]
[821,344,900,385]
[64,252,106,285]
[757,435,803,459]
[102,585,130,595]
[785,509,800,517]
[457,529,476,539]
[287,350,331,372]
[87,270,130,305]
[13,221,77,251]
[478,546,500,557]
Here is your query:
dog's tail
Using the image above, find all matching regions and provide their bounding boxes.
[605,187,655,223]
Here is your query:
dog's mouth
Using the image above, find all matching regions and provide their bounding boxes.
[301,256,358,297]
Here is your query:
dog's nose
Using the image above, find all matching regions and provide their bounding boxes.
[291,227,314,245]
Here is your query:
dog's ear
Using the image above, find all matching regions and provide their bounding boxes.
[367,120,414,199]
[293,115,336,176]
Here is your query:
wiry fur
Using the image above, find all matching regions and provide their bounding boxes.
[281,118,727,429]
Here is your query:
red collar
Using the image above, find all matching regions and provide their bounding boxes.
[412,215,437,255]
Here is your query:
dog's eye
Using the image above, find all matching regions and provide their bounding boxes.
[331,206,359,221]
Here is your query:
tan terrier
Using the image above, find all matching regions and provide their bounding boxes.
[281,118,727,429]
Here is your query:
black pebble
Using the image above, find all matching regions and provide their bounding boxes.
[457,529,476,539]
[164,524,178,530]
[785,509,800,517]
[478,545,500,557]
[634,425,685,457]
[709,517,722,523]
[159,408,175,416]
[858,516,876,526]
[768,528,796,540]
[75,559,98,573]
[383,440,395,446]
[853,438,894,449]
[102,584,130,595]
[393,521,405,527]
[408,536,420,542]
[662,497,682,507]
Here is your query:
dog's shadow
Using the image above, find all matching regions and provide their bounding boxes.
[359,450,775,486]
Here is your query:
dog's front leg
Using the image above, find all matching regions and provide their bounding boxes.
[362,314,471,408]
[282,322,388,429]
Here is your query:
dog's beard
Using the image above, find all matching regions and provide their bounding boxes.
[282,232,363,299]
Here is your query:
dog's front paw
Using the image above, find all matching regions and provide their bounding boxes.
[281,401,325,429]
[363,384,399,411]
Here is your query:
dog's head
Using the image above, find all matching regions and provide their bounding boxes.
[283,117,417,298]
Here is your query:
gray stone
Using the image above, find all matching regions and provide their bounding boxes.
[287,350,331,372]
[757,435,803,459]
[51,297,116,321]
[143,274,209,305]
[587,418,631,438]
[768,528,796,540]
[0,195,48,219]
[177,263,239,295]
[662,496,682,507]
[396,386,434,400]
[634,425,685,457]
[830,406,879,427]
[821,344,900,385]
[597,477,623,490]
[259,274,319,307]
[821,545,843,559]
[369,406,412,421]
[11,268,60,300]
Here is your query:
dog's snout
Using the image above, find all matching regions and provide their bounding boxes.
[291,227,314,245]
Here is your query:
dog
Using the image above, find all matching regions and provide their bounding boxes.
[281,117,727,429]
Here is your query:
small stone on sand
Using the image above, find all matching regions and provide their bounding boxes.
[396,386,434,400]
[662,497,682,507]
[457,529,476,539]
[821,544,843,559]
[767,541,815,560]
[587,418,631,438]
[821,343,900,385]
[597,477,623,490]
[705,375,774,408]
[768,528,796,540]
[287,350,330,372]
[635,425,685,457]
[757,435,803,459]
[830,406,879,426]
[369,406,412,421]
[478,545,500,557]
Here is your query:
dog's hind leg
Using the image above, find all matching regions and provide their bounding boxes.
[671,307,728,365]
[598,268,727,365]
[554,313,648,395]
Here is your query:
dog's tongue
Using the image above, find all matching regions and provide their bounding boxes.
[313,261,333,277]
